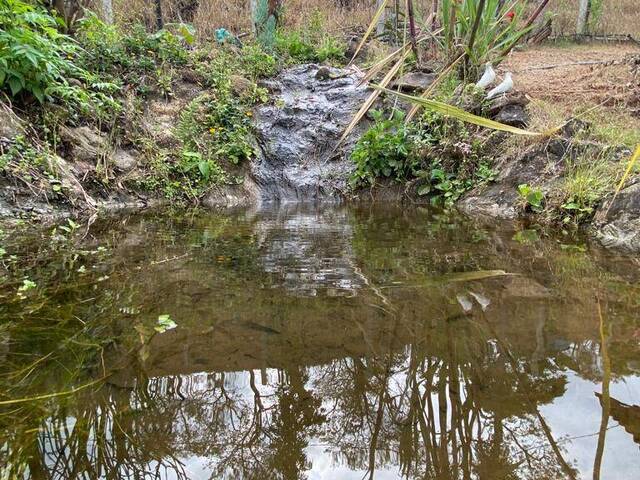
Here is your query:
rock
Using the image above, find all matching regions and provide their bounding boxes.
[493,103,529,128]
[315,66,332,81]
[393,72,436,92]
[487,92,529,114]
[252,64,370,202]
[593,182,640,251]
[0,103,23,140]
[49,154,97,207]
[459,142,568,219]
[61,126,108,163]
[230,75,253,97]
[561,117,591,138]
[499,276,550,299]
[112,149,138,172]
[143,100,180,148]
[344,36,359,61]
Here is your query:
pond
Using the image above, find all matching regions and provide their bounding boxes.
[0,205,639,479]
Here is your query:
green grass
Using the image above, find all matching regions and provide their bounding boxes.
[563,155,615,206]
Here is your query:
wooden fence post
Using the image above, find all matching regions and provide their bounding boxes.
[576,0,591,35]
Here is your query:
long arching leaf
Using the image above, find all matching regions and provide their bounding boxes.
[337,49,412,148]
[376,85,552,136]
[348,0,391,65]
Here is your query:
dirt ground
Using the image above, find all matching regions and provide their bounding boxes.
[502,42,640,114]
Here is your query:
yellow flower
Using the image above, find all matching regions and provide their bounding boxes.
[209,127,216,134]
[245,111,253,117]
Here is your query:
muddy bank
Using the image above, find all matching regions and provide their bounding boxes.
[457,134,639,251]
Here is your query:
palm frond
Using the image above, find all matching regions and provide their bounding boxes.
[337,49,412,148]
[376,86,551,136]
[348,0,391,65]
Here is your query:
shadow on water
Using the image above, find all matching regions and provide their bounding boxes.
[1,204,640,479]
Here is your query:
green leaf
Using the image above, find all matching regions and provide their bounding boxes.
[417,184,431,196]
[32,85,44,103]
[8,76,23,96]
[526,191,543,207]
[178,24,195,45]
[198,160,211,180]
[155,314,177,333]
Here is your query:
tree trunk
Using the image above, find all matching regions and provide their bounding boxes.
[102,0,113,24]
[576,0,591,35]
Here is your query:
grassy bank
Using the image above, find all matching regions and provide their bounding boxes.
[0,0,349,211]
[1,0,638,233]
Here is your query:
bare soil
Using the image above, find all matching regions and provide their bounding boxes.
[503,42,640,112]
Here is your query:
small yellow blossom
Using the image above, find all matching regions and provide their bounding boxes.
[245,111,253,117]
[209,127,216,134]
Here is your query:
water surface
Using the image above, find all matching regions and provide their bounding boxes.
[1,205,639,479]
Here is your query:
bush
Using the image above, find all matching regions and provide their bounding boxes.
[75,13,190,94]
[175,93,254,187]
[350,109,417,187]
[0,0,78,103]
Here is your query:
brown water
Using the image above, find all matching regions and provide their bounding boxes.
[1,205,639,479]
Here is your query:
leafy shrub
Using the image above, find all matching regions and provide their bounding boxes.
[350,109,417,187]
[75,12,190,93]
[195,44,277,88]
[0,0,78,102]
[0,2,120,124]
[351,105,494,205]
[518,184,544,212]
[176,93,254,184]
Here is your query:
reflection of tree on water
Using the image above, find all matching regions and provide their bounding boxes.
[311,318,573,480]
[1,319,577,480]
[2,206,640,479]
[1,384,189,479]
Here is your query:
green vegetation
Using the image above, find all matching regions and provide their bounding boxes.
[517,184,545,213]
[440,0,532,74]
[174,93,254,188]
[274,11,345,64]
[74,12,191,96]
[351,106,495,206]
[0,1,355,209]
[350,109,415,186]
[0,0,78,102]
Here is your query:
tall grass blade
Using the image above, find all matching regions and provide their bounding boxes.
[376,86,545,136]
[610,145,640,206]
[337,49,412,148]
[348,0,391,65]
[406,0,419,60]
[465,0,486,58]
[405,53,465,122]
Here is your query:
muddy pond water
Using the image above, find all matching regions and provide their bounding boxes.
[1,205,639,479]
